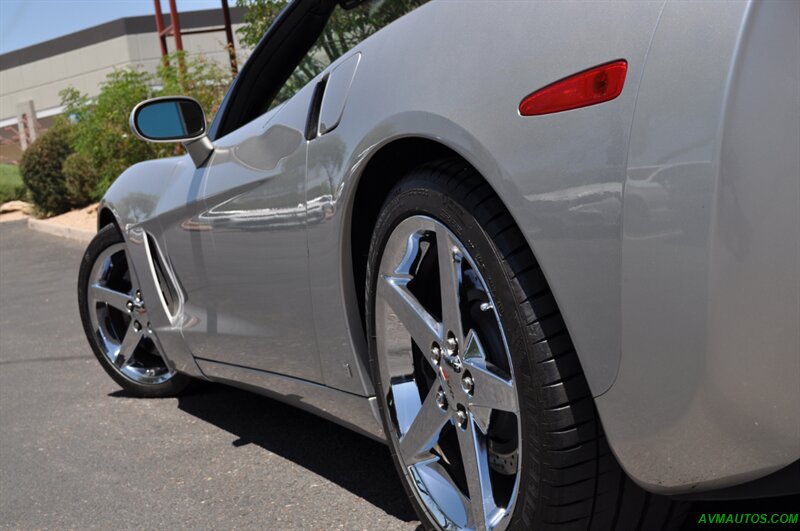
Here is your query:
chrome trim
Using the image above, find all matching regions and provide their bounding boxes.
[87,242,176,385]
[375,216,521,531]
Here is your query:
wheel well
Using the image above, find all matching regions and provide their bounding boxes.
[97,207,118,232]
[348,137,478,335]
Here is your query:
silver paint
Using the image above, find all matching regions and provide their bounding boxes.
[97,0,799,495]
[599,0,800,493]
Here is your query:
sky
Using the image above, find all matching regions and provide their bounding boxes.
[0,0,226,54]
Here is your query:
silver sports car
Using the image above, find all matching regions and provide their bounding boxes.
[78,1,799,529]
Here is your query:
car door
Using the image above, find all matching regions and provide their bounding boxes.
[174,85,320,381]
[160,0,428,383]
[154,0,345,382]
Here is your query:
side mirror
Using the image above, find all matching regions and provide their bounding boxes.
[130,96,214,167]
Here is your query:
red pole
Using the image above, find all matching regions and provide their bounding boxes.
[221,0,238,77]
[153,0,168,61]
[168,0,184,51]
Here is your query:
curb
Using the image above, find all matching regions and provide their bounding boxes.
[27,217,95,243]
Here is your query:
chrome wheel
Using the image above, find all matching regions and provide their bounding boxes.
[375,216,521,531]
[87,242,174,385]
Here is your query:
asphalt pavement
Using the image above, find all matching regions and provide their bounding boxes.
[0,220,796,530]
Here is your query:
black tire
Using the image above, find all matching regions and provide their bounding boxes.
[78,224,192,397]
[365,159,689,530]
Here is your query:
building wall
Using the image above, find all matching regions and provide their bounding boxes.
[0,24,248,123]
[1,35,133,121]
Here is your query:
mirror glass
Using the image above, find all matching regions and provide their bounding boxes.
[133,99,205,141]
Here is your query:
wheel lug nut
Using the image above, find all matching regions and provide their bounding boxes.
[135,290,142,302]
[462,374,474,395]
[446,332,458,354]
[435,390,448,410]
[126,301,134,311]
[133,321,141,332]
[456,407,468,429]
[431,343,442,365]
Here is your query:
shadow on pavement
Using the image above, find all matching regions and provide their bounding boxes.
[111,382,798,529]
[169,383,420,524]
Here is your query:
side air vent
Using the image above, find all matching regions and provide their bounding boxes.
[145,233,180,317]
[305,75,328,141]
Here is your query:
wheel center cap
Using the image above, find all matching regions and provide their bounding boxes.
[443,353,463,372]
[128,292,150,333]
[130,291,147,318]
[438,360,461,404]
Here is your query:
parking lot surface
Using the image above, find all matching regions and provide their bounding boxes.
[0,221,418,530]
[1,220,796,529]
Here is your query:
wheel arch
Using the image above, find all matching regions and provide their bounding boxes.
[97,205,119,233]
[347,137,464,335]
[343,133,555,396]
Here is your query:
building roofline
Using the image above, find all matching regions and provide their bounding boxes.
[0,6,247,71]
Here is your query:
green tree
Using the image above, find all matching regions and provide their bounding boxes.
[59,51,230,202]
[236,0,426,106]
[61,68,161,197]
[157,50,230,118]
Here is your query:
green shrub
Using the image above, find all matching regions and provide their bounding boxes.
[158,51,230,118]
[0,164,27,203]
[19,123,74,215]
[59,53,230,199]
[62,151,101,206]
[61,69,161,199]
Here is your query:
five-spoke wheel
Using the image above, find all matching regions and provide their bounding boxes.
[374,216,520,531]
[86,241,172,385]
[78,224,190,396]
